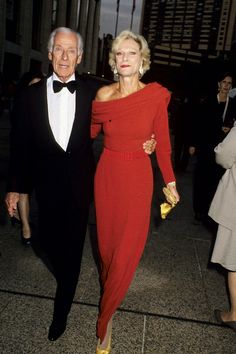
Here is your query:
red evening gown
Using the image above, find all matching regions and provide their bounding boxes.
[91,82,175,341]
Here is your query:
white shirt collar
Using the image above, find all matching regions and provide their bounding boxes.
[51,73,76,83]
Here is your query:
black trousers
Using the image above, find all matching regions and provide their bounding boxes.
[37,195,89,323]
[173,135,189,172]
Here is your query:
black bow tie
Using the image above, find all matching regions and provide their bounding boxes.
[53,80,77,93]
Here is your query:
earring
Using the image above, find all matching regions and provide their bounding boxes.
[113,66,119,81]
[139,65,144,77]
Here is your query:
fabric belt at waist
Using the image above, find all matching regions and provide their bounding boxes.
[103,147,147,160]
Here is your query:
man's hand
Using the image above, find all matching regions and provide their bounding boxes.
[143,134,156,154]
[222,126,230,134]
[5,192,20,217]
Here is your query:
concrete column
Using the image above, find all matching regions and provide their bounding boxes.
[225,0,236,50]
[0,0,6,72]
[77,0,89,73]
[68,0,79,29]
[78,0,88,44]
[91,0,101,73]
[77,0,101,74]
[19,0,33,74]
[40,0,54,74]
[56,0,67,27]
[83,0,96,73]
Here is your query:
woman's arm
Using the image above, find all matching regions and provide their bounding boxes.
[90,87,108,139]
[153,91,180,202]
[214,126,236,169]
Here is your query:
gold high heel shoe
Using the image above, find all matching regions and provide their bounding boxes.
[96,331,111,354]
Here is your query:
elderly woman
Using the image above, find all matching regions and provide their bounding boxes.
[91,30,179,353]
[209,122,236,332]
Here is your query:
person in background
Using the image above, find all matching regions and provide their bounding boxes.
[169,92,190,173]
[189,72,235,225]
[91,30,179,354]
[11,72,45,245]
[208,123,236,332]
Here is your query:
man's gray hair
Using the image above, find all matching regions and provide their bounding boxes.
[47,27,83,54]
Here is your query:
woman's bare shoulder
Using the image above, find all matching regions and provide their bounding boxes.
[95,83,117,102]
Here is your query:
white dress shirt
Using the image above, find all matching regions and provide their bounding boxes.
[47,73,76,151]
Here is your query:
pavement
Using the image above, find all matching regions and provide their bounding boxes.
[0,110,236,354]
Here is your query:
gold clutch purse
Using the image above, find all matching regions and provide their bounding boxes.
[160,187,177,219]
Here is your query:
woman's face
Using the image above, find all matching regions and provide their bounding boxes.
[218,76,232,94]
[115,38,142,78]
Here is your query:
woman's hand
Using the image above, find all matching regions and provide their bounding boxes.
[5,192,20,217]
[143,134,156,154]
[167,182,180,203]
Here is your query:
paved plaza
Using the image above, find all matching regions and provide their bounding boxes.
[0,111,235,353]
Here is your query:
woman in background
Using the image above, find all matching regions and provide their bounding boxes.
[209,122,236,332]
[189,72,235,224]
[11,72,44,245]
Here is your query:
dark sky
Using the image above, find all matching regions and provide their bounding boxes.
[99,0,143,37]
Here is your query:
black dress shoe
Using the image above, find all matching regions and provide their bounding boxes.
[20,232,31,246]
[48,321,67,341]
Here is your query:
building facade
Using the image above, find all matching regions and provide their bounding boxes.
[141,0,236,68]
[0,0,101,82]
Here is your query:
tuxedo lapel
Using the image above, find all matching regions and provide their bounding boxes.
[67,78,92,151]
[35,79,52,140]
[31,79,66,152]
[42,80,63,148]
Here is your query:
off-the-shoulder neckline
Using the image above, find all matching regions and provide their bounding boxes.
[93,82,159,104]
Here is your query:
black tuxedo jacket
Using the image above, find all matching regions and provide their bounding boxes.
[7,74,99,209]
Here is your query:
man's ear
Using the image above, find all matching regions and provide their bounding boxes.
[48,52,52,61]
[77,52,83,65]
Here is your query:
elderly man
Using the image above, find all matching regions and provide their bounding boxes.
[5,27,98,341]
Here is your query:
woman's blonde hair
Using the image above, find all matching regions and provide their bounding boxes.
[109,30,151,78]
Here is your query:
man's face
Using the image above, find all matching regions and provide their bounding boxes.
[48,32,82,82]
